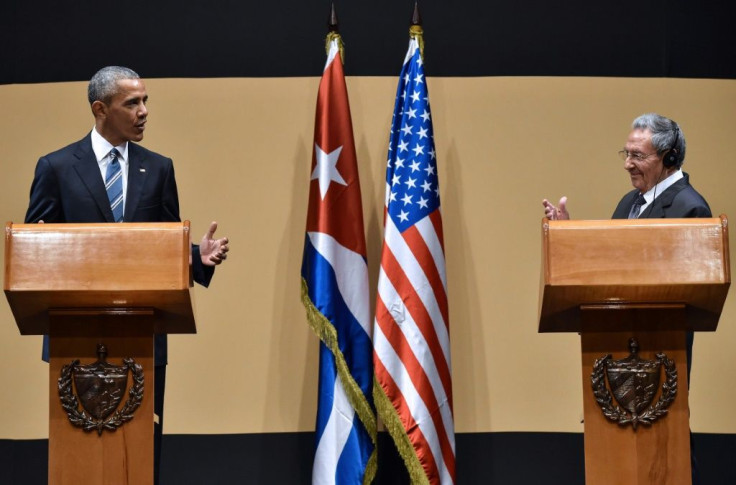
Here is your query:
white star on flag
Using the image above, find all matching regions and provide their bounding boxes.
[302,36,376,485]
[311,143,346,199]
[374,35,455,485]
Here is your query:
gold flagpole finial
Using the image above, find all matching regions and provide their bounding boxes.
[325,2,345,63]
[409,1,424,60]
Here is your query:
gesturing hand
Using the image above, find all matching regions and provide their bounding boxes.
[542,196,570,220]
[200,221,230,266]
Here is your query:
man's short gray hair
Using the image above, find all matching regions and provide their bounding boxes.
[632,113,686,168]
[87,66,140,104]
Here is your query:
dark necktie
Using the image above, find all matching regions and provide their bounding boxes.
[106,149,124,222]
[628,194,646,219]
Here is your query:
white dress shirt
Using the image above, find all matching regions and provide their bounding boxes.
[635,169,684,216]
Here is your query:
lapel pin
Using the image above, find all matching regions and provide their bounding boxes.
[140,168,146,173]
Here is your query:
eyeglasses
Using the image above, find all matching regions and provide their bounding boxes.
[618,150,657,162]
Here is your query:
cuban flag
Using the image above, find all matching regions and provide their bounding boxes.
[373,36,456,484]
[300,36,377,485]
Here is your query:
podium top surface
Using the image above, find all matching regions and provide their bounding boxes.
[4,222,195,335]
[539,216,731,333]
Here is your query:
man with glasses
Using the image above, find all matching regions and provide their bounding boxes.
[542,112,710,485]
[542,112,711,221]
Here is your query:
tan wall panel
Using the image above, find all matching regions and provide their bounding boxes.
[1,76,734,439]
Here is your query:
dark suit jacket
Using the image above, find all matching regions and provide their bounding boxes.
[25,134,213,365]
[611,172,712,219]
[610,171,710,384]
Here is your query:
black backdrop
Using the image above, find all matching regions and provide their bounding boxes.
[1,0,736,83]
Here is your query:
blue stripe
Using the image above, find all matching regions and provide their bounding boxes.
[336,421,373,484]
[301,236,373,399]
[314,341,336,445]
[302,235,374,483]
[313,343,374,484]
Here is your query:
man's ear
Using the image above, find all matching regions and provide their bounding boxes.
[91,100,107,119]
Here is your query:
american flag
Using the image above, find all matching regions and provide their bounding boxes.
[373,37,456,484]
[301,37,377,484]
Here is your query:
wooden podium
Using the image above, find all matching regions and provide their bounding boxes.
[4,222,196,485]
[539,216,730,485]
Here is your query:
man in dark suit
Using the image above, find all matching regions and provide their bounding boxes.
[24,65,229,485]
[542,112,709,484]
[543,113,710,222]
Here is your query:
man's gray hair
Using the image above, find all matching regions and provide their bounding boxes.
[632,112,686,168]
[87,66,140,104]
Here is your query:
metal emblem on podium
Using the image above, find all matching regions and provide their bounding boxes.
[591,337,677,430]
[58,344,144,435]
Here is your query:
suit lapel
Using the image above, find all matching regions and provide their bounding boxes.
[613,190,638,219]
[124,144,148,221]
[640,176,688,218]
[72,135,115,222]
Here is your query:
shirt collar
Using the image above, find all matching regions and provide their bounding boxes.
[641,169,684,204]
[90,127,128,163]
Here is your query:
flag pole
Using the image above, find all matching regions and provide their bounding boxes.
[410,0,424,59]
[325,2,345,62]
[372,1,456,482]
[302,3,377,483]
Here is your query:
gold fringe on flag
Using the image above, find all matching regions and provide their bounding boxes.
[325,31,346,64]
[301,278,377,485]
[374,381,431,485]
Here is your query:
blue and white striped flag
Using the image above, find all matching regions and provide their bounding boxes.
[301,36,377,485]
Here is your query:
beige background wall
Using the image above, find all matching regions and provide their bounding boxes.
[1,76,735,439]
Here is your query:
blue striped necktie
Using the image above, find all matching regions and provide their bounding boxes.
[106,148,124,222]
[628,194,646,219]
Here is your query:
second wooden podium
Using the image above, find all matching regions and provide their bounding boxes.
[4,222,196,485]
[539,216,730,485]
